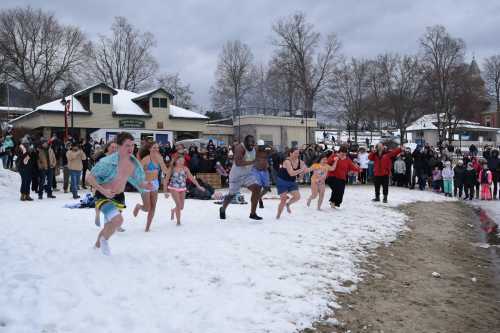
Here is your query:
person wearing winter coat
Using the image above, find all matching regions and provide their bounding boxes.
[403,148,413,188]
[368,143,402,203]
[66,142,87,199]
[431,166,442,192]
[472,158,482,199]
[37,138,57,199]
[357,147,369,184]
[441,161,454,197]
[463,162,477,200]
[486,149,499,199]
[17,140,34,201]
[478,163,493,200]
[393,156,406,187]
[453,160,466,198]
[411,146,428,190]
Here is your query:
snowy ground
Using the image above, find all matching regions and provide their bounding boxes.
[0,169,456,333]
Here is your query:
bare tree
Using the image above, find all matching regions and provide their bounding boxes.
[0,7,87,105]
[272,12,341,116]
[420,25,466,142]
[267,50,303,113]
[156,73,195,109]
[86,17,158,91]
[210,40,254,116]
[327,58,371,142]
[377,53,425,140]
[483,55,500,111]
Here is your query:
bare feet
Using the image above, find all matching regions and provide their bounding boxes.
[145,228,150,232]
[171,208,175,221]
[306,198,311,207]
[133,204,141,217]
[176,222,181,226]
[286,203,291,214]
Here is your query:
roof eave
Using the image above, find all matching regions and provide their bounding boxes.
[112,112,152,118]
[132,88,175,102]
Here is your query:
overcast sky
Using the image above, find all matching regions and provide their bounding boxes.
[4,0,500,111]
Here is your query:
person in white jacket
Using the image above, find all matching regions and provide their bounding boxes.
[357,147,370,184]
[442,160,454,197]
[393,156,406,187]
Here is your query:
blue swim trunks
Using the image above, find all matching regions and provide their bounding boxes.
[276,177,299,195]
[251,167,270,188]
[95,192,125,224]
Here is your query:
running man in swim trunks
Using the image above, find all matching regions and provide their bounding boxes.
[252,140,272,209]
[219,135,263,220]
[133,141,170,232]
[86,132,152,255]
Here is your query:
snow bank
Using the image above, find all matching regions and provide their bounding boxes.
[0,170,451,333]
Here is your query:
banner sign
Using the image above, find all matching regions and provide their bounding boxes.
[119,119,145,128]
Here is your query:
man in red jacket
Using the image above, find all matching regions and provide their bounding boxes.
[326,146,360,209]
[369,142,402,203]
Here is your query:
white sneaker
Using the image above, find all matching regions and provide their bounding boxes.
[99,236,111,256]
[335,206,342,210]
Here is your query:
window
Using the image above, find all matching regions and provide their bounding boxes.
[93,93,101,104]
[102,93,111,104]
[93,92,111,104]
[152,97,168,108]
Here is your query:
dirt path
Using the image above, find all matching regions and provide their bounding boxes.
[307,201,500,333]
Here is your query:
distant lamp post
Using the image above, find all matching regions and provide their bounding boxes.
[60,96,70,141]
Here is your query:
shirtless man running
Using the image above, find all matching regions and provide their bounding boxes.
[86,132,152,255]
[219,135,262,220]
[252,140,272,209]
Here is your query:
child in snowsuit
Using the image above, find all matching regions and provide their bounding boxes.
[441,161,454,197]
[463,162,477,200]
[478,163,493,200]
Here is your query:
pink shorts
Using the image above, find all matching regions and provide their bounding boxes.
[168,186,187,193]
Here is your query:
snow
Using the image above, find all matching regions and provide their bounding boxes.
[406,114,438,131]
[170,105,208,119]
[0,106,32,113]
[36,95,89,113]
[0,168,451,333]
[112,89,149,116]
[407,113,500,132]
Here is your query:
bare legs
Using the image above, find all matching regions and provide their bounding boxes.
[248,184,261,216]
[220,184,262,220]
[144,192,158,232]
[307,182,326,210]
[94,214,124,248]
[276,190,300,219]
[133,193,151,217]
[133,192,159,232]
[170,190,185,225]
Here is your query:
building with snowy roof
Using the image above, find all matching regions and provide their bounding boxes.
[406,114,500,149]
[9,83,208,144]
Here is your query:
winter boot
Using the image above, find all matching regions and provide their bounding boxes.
[372,196,380,202]
[20,194,26,201]
[383,195,388,203]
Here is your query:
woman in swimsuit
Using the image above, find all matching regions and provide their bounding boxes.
[307,155,337,210]
[164,155,204,226]
[133,141,170,232]
[276,147,309,219]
